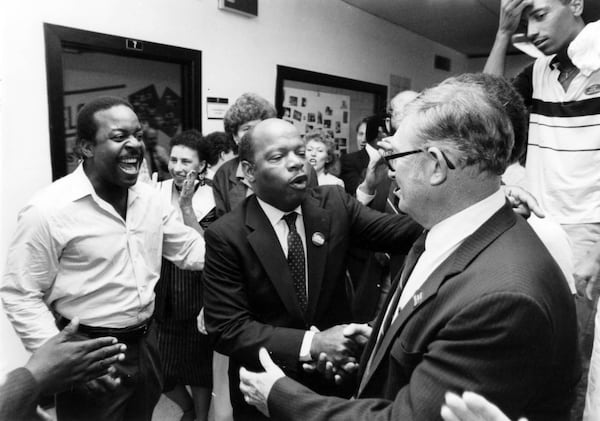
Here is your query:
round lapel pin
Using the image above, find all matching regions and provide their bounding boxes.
[312,232,325,246]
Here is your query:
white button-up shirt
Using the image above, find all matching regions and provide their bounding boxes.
[1,165,205,351]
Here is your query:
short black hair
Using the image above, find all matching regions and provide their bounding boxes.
[76,96,134,156]
[238,128,256,163]
[170,129,209,163]
[203,131,237,166]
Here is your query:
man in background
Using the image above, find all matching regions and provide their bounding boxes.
[484,1,600,418]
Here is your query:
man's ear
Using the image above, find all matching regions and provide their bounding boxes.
[427,147,449,186]
[570,0,584,17]
[79,139,95,159]
[241,160,255,183]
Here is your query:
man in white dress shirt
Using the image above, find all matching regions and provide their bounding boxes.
[1,96,206,420]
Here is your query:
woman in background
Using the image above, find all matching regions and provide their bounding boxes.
[305,130,344,188]
[155,130,216,421]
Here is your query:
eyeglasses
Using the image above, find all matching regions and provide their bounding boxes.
[384,149,456,171]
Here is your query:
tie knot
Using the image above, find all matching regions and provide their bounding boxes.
[282,212,298,229]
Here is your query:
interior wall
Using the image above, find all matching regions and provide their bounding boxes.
[0,0,469,368]
[466,53,535,78]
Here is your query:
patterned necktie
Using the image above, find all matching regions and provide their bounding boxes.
[282,212,307,312]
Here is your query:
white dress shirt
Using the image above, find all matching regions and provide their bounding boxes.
[1,165,205,351]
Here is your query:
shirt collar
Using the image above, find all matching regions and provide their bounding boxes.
[426,189,505,253]
[69,162,141,205]
[256,197,302,228]
[67,163,96,201]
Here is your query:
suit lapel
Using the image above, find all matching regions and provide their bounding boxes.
[357,270,403,390]
[357,202,517,396]
[246,197,305,322]
[302,195,331,322]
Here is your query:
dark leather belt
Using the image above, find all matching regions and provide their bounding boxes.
[56,316,153,342]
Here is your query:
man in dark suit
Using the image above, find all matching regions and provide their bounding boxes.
[202,118,422,420]
[239,78,580,421]
[339,115,383,196]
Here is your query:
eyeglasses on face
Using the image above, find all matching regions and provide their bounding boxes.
[383,149,456,171]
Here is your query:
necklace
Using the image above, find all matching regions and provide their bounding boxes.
[558,66,579,84]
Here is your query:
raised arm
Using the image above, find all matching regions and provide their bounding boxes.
[484,0,532,75]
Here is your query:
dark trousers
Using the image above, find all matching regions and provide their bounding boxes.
[571,295,597,421]
[55,324,163,421]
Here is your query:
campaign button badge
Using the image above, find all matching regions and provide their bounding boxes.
[312,232,325,246]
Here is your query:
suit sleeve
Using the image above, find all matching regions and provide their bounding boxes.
[339,155,362,196]
[203,227,305,372]
[339,188,422,254]
[268,292,557,421]
[211,169,229,218]
[0,367,41,420]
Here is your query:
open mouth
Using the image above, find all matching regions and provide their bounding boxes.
[118,156,141,175]
[289,173,308,190]
[308,158,317,166]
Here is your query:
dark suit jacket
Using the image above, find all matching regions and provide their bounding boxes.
[340,148,369,195]
[203,186,421,419]
[268,203,580,421]
[212,157,319,218]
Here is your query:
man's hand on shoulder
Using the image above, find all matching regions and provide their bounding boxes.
[502,185,545,219]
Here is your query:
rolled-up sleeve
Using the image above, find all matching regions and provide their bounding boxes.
[161,205,205,271]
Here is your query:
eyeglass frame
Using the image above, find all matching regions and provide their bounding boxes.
[383,149,456,171]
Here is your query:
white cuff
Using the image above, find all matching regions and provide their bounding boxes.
[299,330,315,361]
[356,183,375,205]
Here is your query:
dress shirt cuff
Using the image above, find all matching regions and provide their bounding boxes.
[299,331,315,361]
[356,183,375,205]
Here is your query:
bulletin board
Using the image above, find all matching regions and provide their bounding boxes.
[275,65,387,155]
[282,87,350,154]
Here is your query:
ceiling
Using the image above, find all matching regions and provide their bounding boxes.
[341,0,600,58]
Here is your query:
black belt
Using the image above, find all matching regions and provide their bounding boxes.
[56,316,153,342]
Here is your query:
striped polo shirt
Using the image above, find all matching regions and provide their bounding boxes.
[517,55,600,224]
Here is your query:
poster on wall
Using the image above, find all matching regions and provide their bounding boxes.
[283,87,351,154]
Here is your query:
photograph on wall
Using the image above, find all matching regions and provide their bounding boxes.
[283,86,351,152]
